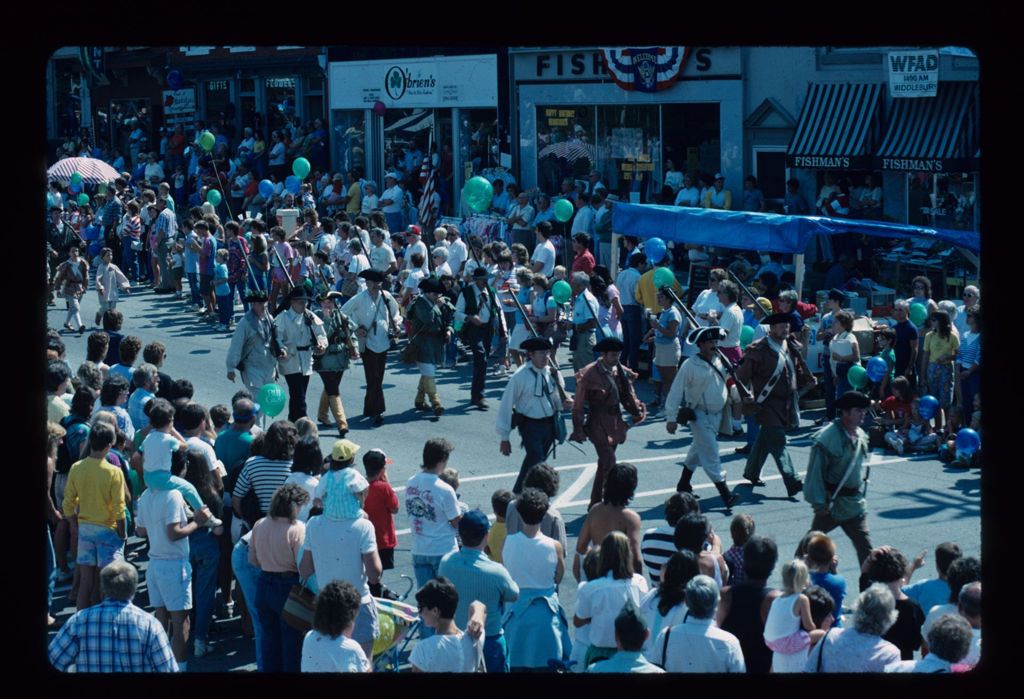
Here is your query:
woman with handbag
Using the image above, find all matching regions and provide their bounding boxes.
[314,291,358,436]
[248,483,309,672]
[55,245,89,334]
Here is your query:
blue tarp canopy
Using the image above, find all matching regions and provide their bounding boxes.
[611,204,980,254]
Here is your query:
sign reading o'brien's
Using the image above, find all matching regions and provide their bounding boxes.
[329,55,497,110]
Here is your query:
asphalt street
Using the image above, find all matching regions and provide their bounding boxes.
[47,285,981,672]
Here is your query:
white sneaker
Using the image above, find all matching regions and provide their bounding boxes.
[193,640,211,658]
[894,438,904,455]
[204,515,223,529]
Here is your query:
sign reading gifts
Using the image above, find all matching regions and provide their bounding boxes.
[888,51,939,98]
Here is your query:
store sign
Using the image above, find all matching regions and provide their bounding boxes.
[888,51,939,98]
[543,108,578,127]
[329,55,497,109]
[516,47,735,82]
[163,89,196,116]
[207,80,228,91]
[791,156,851,169]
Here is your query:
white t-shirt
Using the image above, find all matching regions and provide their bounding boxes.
[348,254,370,292]
[615,267,641,307]
[531,240,557,278]
[381,186,404,214]
[361,194,379,213]
[142,431,182,473]
[284,472,320,522]
[136,489,190,560]
[369,244,396,273]
[301,631,370,673]
[404,471,460,557]
[404,269,426,297]
[408,632,483,673]
[185,436,226,476]
[502,532,559,589]
[574,573,649,648]
[404,240,429,274]
[304,515,377,599]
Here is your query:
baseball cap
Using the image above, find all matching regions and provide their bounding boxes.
[458,509,491,540]
[714,173,725,181]
[331,439,361,462]
[232,402,261,422]
[362,448,392,470]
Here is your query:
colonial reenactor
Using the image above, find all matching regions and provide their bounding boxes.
[273,285,328,422]
[496,336,571,493]
[570,336,647,509]
[665,326,739,509]
[456,267,504,410]
[735,313,816,497]
[226,289,280,394]
[408,276,452,416]
[341,269,402,427]
[314,290,359,437]
[803,390,874,575]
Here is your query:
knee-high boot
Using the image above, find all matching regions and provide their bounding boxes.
[715,480,739,510]
[317,392,330,424]
[425,377,444,416]
[328,395,348,435]
[415,377,428,409]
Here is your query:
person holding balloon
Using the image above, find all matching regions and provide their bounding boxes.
[226,289,281,397]
[274,286,329,423]
[921,311,959,435]
[828,312,861,399]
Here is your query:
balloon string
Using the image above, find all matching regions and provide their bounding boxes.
[211,154,235,222]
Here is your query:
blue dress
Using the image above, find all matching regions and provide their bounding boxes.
[502,586,572,670]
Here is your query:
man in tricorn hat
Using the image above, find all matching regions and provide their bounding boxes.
[226,288,280,395]
[456,266,503,411]
[342,269,402,427]
[496,336,571,493]
[803,390,874,577]
[313,290,358,436]
[735,312,815,497]
[408,276,452,416]
[665,326,739,509]
[273,285,328,422]
[571,336,646,509]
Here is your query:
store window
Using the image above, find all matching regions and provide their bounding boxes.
[265,76,296,137]
[535,105,595,196]
[661,103,720,192]
[54,60,82,141]
[753,148,788,209]
[908,172,974,230]
[596,104,660,203]
[331,110,365,179]
[204,79,232,130]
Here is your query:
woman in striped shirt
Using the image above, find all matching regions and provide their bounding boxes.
[232,421,298,527]
[121,201,142,281]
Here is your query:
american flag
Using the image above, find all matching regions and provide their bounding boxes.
[418,168,438,232]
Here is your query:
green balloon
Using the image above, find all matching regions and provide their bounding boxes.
[206,189,222,206]
[77,193,89,206]
[653,266,675,290]
[740,324,755,349]
[70,172,83,186]
[553,198,575,223]
[462,176,494,214]
[848,364,868,389]
[199,131,215,152]
[552,280,572,304]
[258,383,287,418]
[292,157,311,180]
[909,302,928,326]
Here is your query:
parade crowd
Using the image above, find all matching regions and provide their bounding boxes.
[44,133,981,674]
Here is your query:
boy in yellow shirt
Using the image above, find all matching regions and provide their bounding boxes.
[486,489,513,563]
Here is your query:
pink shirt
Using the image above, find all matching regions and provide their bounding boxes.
[248,516,305,573]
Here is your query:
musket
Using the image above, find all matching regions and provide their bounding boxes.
[659,286,754,401]
[466,239,508,341]
[727,268,816,386]
[271,244,298,316]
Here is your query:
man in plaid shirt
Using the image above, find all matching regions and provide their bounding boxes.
[49,561,179,673]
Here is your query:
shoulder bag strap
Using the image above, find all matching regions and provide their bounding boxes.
[659,625,672,670]
[815,627,831,672]
[757,345,789,404]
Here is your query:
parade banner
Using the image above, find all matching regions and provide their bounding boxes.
[600,47,690,93]
[888,50,939,98]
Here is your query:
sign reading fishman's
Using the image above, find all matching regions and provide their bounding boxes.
[791,156,851,169]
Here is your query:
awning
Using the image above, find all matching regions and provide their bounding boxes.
[787,83,884,170]
[385,110,433,136]
[876,82,978,172]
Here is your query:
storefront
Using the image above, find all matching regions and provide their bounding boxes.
[328,54,498,215]
[510,47,743,203]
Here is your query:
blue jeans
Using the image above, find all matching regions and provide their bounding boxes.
[255,571,302,672]
[46,524,56,614]
[186,272,201,306]
[620,305,643,371]
[466,330,487,402]
[513,417,555,494]
[217,293,233,326]
[231,540,264,670]
[412,554,445,639]
[123,245,139,281]
[484,634,509,673]
[233,280,250,314]
[144,470,205,511]
[822,358,836,420]
[835,362,853,400]
[445,335,458,365]
[384,211,404,234]
[189,529,220,644]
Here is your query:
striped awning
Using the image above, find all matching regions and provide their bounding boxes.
[787,83,884,170]
[384,110,433,135]
[877,82,978,172]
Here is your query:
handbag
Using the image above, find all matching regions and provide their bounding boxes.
[282,582,316,633]
[400,333,422,364]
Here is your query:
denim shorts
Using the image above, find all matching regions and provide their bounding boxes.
[199,274,213,294]
[76,522,125,567]
[351,597,380,647]
[147,558,193,612]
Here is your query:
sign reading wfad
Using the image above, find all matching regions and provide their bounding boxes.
[329,55,497,110]
[888,51,939,98]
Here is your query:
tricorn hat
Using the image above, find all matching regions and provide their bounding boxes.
[594,336,625,353]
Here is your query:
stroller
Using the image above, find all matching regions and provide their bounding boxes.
[371,575,421,672]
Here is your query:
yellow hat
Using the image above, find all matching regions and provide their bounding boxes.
[755,297,774,316]
[331,439,361,462]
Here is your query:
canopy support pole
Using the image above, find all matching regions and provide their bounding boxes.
[611,232,621,278]
[794,253,805,300]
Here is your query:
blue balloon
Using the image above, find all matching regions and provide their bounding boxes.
[917,395,939,421]
[646,237,667,264]
[955,428,980,456]
[865,356,889,383]
[285,175,301,195]
[69,182,82,194]
[167,70,183,90]
[259,179,275,198]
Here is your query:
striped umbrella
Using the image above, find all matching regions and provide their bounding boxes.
[47,157,121,185]
[538,141,596,163]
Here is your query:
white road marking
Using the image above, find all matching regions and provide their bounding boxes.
[554,463,599,507]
